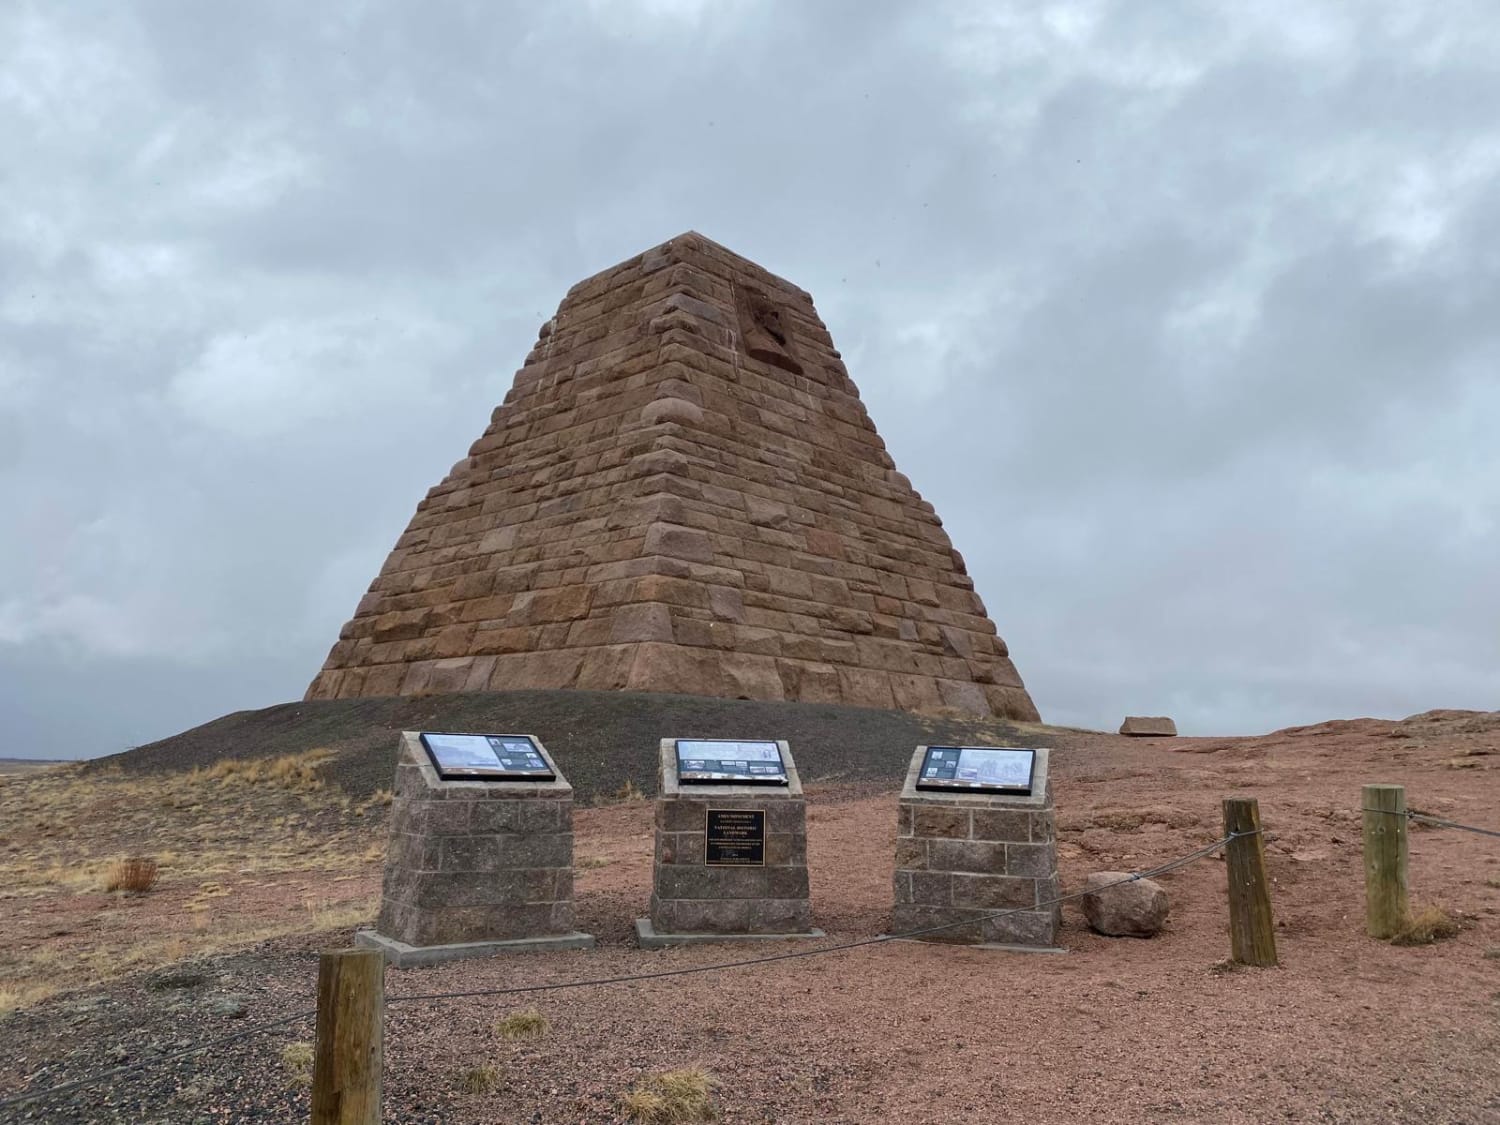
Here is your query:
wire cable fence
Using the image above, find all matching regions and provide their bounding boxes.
[1360,807,1500,840]
[0,830,1254,1115]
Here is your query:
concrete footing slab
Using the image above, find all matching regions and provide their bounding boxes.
[355,928,595,968]
[635,917,825,949]
[877,935,1068,955]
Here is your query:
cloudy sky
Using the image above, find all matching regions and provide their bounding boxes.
[3,1,1496,758]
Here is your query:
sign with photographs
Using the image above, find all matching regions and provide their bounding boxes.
[705,808,766,866]
[675,740,788,786]
[915,746,1035,795]
[418,732,556,782]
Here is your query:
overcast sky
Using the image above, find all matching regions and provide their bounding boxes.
[3,1,1496,758]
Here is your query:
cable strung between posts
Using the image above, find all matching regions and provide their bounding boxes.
[1361,807,1500,840]
[386,830,1251,1006]
[0,830,1256,1114]
[0,1009,315,1115]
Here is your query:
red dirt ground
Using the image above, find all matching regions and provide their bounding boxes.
[3,709,1499,1123]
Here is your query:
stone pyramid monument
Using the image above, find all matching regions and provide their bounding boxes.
[306,233,1039,721]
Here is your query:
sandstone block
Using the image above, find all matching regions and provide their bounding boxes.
[642,397,705,426]
[643,522,714,564]
[708,585,744,622]
[1119,716,1178,737]
[610,602,674,643]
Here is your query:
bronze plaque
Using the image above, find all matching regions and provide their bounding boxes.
[705,808,766,867]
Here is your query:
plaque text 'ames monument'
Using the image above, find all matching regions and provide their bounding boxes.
[307,233,1039,721]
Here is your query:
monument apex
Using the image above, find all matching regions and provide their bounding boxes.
[306,232,1039,721]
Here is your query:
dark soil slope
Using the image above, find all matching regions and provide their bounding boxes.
[91,690,1054,801]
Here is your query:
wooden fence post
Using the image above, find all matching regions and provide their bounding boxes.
[311,948,384,1124]
[1362,784,1409,940]
[1222,797,1277,967]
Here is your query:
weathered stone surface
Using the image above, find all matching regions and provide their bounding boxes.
[649,739,814,937]
[891,746,1060,948]
[1082,872,1169,937]
[305,233,1039,722]
[372,733,580,949]
[1119,716,1177,737]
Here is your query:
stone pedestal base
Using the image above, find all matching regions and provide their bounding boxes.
[891,746,1061,948]
[375,731,582,949]
[356,928,595,968]
[648,739,815,941]
[634,917,825,949]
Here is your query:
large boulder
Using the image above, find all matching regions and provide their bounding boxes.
[1119,716,1177,737]
[1082,872,1169,937]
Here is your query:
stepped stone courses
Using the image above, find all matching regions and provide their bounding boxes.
[306,233,1039,721]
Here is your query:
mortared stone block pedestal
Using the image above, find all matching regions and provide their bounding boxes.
[889,746,1061,951]
[639,739,822,948]
[356,731,594,968]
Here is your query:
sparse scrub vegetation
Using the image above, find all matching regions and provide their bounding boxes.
[621,1067,719,1124]
[104,856,159,893]
[457,1063,504,1094]
[281,1042,314,1086]
[0,757,385,1005]
[197,748,337,791]
[0,984,59,1017]
[1391,905,1463,946]
[495,1008,549,1041]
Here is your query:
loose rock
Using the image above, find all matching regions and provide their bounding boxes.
[1082,872,1170,937]
[1119,716,1177,737]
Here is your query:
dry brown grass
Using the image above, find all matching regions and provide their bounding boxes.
[0,757,385,1013]
[1391,905,1463,946]
[196,748,336,790]
[621,1067,719,1124]
[281,1042,314,1086]
[104,856,159,893]
[495,1008,548,1041]
[0,983,60,1018]
[595,779,646,805]
[457,1063,504,1094]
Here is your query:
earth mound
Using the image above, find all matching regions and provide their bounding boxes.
[89,690,1053,801]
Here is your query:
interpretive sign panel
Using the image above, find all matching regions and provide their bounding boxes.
[915,746,1035,795]
[705,809,767,866]
[418,732,556,782]
[675,740,788,786]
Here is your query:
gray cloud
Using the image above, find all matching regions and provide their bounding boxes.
[2,0,1495,757]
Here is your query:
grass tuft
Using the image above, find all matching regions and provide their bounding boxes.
[1391,904,1463,946]
[198,749,336,791]
[0,984,59,1017]
[104,856,160,894]
[457,1063,503,1094]
[621,1067,719,1124]
[281,1042,314,1086]
[495,1008,548,1041]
